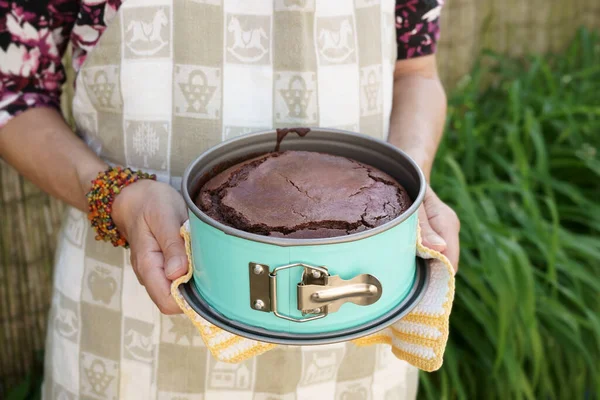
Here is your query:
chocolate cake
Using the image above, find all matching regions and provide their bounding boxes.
[195,151,413,239]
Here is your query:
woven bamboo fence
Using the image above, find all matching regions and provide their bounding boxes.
[436,0,600,86]
[1,0,599,395]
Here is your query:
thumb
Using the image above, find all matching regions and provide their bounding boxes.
[163,238,188,280]
[419,198,447,252]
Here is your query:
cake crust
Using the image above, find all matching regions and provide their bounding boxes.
[196,151,412,238]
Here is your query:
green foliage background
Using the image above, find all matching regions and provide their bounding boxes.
[419,28,600,399]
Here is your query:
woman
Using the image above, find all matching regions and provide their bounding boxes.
[0,0,459,398]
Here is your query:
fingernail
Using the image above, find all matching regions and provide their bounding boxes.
[426,234,447,247]
[166,257,182,277]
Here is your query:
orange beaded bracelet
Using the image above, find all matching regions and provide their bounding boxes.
[86,166,156,248]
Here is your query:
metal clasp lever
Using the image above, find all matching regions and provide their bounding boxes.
[249,262,382,323]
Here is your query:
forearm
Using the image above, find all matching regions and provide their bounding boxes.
[388,57,447,181]
[0,107,108,211]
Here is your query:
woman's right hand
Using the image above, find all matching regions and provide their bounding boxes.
[112,179,189,314]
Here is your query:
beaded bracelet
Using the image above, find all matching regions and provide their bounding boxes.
[87,166,156,248]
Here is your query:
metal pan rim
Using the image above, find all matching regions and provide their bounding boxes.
[181,128,427,247]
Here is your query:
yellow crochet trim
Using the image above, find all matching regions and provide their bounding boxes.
[170,225,277,362]
[171,221,455,371]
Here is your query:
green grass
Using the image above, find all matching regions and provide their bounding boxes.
[419,28,600,399]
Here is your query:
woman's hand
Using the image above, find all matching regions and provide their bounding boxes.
[418,185,460,271]
[112,179,189,314]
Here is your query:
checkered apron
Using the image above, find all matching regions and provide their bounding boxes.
[42,1,419,399]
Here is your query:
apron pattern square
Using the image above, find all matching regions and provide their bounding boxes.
[124,120,170,171]
[170,116,222,175]
[174,65,222,119]
[174,0,223,66]
[81,67,123,113]
[298,346,346,387]
[359,65,384,117]
[79,352,120,399]
[225,14,272,65]
[53,291,80,344]
[81,259,122,310]
[315,16,358,66]
[161,314,205,347]
[274,71,318,125]
[123,317,156,364]
[95,111,126,166]
[156,343,209,392]
[206,357,256,391]
[122,6,172,59]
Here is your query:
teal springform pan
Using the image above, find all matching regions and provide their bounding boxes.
[181,128,428,345]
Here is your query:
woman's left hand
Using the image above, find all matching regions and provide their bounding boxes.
[112,179,189,314]
[418,185,460,271]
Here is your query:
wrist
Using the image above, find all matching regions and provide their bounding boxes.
[86,166,156,247]
[77,160,109,207]
[387,133,435,182]
[395,145,433,182]
[409,151,432,182]
[111,185,133,240]
[111,179,154,239]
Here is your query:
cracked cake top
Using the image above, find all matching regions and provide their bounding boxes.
[195,150,413,239]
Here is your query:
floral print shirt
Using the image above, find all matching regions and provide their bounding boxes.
[0,0,443,128]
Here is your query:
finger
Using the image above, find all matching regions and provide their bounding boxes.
[425,192,461,270]
[431,212,460,271]
[130,251,143,286]
[443,230,460,272]
[128,224,159,285]
[132,229,182,314]
[137,250,183,314]
[419,193,447,252]
[150,208,189,280]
